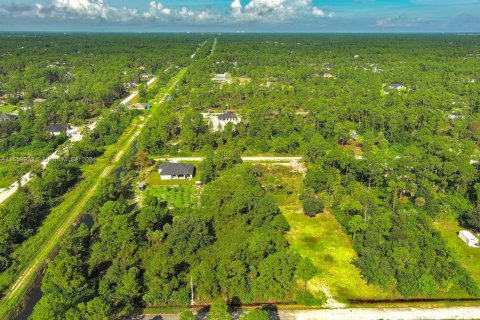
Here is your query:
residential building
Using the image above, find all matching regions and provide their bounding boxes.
[158,162,195,180]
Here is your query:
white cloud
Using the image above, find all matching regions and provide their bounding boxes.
[0,0,332,25]
[312,7,324,17]
[228,0,333,22]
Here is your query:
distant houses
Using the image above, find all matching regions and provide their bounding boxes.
[384,83,406,94]
[20,103,34,111]
[212,73,231,84]
[202,111,241,132]
[158,162,195,180]
[140,73,154,81]
[45,124,74,136]
[130,103,152,110]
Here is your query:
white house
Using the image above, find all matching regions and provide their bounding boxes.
[202,111,242,132]
[212,73,231,84]
[384,83,406,94]
[458,230,479,247]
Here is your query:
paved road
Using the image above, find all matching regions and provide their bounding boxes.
[139,306,480,320]
[154,157,303,163]
[0,77,154,207]
[121,77,158,105]
[0,66,191,319]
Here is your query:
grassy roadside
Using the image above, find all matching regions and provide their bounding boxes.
[0,67,189,320]
[0,121,141,319]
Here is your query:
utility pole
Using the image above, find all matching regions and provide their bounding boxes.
[190,276,194,306]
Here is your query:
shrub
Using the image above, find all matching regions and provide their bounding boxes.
[302,195,324,217]
[296,290,325,306]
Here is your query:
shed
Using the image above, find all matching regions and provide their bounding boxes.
[459,230,479,247]
[0,113,17,122]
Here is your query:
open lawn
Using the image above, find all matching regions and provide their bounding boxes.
[145,185,197,208]
[254,164,394,303]
[0,104,15,113]
[435,219,480,288]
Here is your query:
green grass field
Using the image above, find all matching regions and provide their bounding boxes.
[145,185,197,208]
[254,164,394,302]
[0,104,15,113]
[435,219,480,288]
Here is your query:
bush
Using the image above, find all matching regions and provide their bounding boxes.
[239,309,269,320]
[179,310,196,320]
[302,195,324,217]
[296,290,325,306]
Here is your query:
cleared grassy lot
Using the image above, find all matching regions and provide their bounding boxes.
[145,185,197,208]
[0,105,15,113]
[254,164,393,303]
[435,219,480,288]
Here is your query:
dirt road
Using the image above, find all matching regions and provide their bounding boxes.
[154,156,303,163]
[139,306,480,320]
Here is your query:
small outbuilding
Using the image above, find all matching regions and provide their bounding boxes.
[137,182,146,191]
[130,103,147,110]
[212,73,231,84]
[158,162,195,180]
[46,124,72,136]
[0,113,17,122]
[459,230,479,247]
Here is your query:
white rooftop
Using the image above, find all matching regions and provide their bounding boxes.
[459,230,477,241]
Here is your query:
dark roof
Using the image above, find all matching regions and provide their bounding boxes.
[218,111,237,121]
[0,113,17,121]
[45,124,71,133]
[158,162,195,176]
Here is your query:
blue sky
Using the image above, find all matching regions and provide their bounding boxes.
[0,0,479,32]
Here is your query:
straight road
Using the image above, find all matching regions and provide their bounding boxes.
[0,78,155,207]
[0,66,190,320]
[140,306,480,320]
[154,156,303,163]
[121,77,158,105]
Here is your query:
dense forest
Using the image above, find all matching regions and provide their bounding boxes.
[137,34,480,298]
[2,33,480,319]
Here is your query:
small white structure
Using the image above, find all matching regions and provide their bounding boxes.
[459,230,479,247]
[384,83,406,94]
[212,73,231,84]
[202,111,241,132]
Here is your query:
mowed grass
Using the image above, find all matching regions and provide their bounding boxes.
[435,219,480,288]
[254,164,393,302]
[0,104,15,113]
[145,185,197,208]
